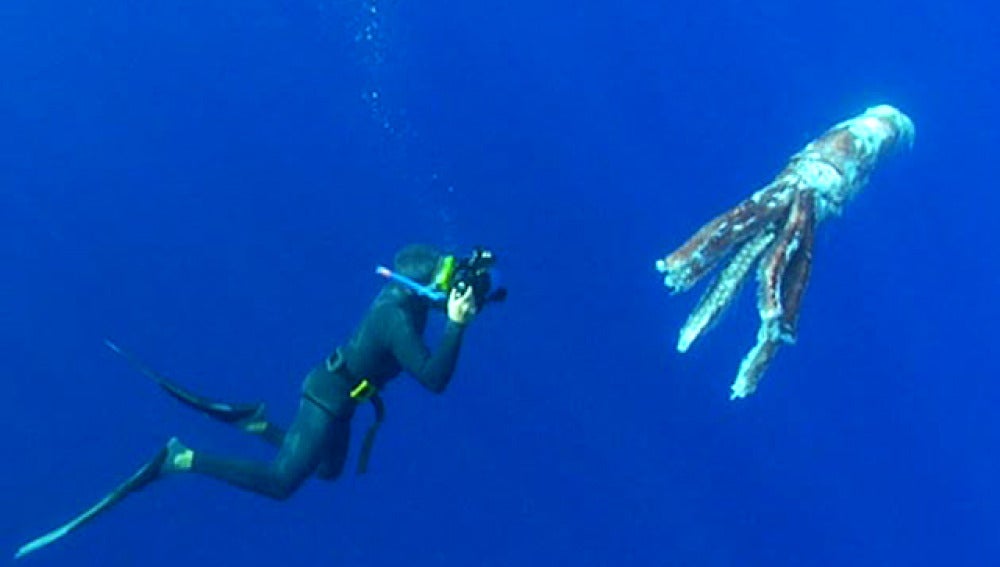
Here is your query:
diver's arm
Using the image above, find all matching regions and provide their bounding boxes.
[389,295,470,394]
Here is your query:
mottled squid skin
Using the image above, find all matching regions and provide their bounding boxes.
[656,105,914,399]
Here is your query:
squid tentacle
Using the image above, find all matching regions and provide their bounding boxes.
[776,191,816,340]
[677,230,776,353]
[657,183,794,293]
[730,189,818,399]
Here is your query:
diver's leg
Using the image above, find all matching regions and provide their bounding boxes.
[158,383,288,446]
[178,399,335,500]
[157,380,287,447]
[163,390,287,447]
[244,418,287,447]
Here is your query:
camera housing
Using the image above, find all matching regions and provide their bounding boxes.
[450,247,507,307]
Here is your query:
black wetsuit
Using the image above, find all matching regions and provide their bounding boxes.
[190,284,466,499]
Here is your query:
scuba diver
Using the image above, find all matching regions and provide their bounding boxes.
[16,243,506,559]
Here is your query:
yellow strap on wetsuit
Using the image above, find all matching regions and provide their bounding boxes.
[350,378,377,401]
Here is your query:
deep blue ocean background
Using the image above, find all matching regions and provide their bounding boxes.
[3,1,998,565]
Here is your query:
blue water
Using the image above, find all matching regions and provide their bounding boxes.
[3,1,997,565]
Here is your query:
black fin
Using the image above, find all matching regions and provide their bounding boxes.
[15,444,170,559]
[105,339,262,424]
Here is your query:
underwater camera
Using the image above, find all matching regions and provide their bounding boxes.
[448,246,508,307]
[375,246,507,306]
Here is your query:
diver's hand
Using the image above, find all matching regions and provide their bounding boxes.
[447,286,477,325]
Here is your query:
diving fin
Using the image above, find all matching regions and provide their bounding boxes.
[15,442,170,559]
[104,339,264,428]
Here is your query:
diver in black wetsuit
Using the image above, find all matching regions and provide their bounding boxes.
[156,243,489,499]
[15,244,506,559]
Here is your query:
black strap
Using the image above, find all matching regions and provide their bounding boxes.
[323,348,387,475]
[355,394,385,475]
